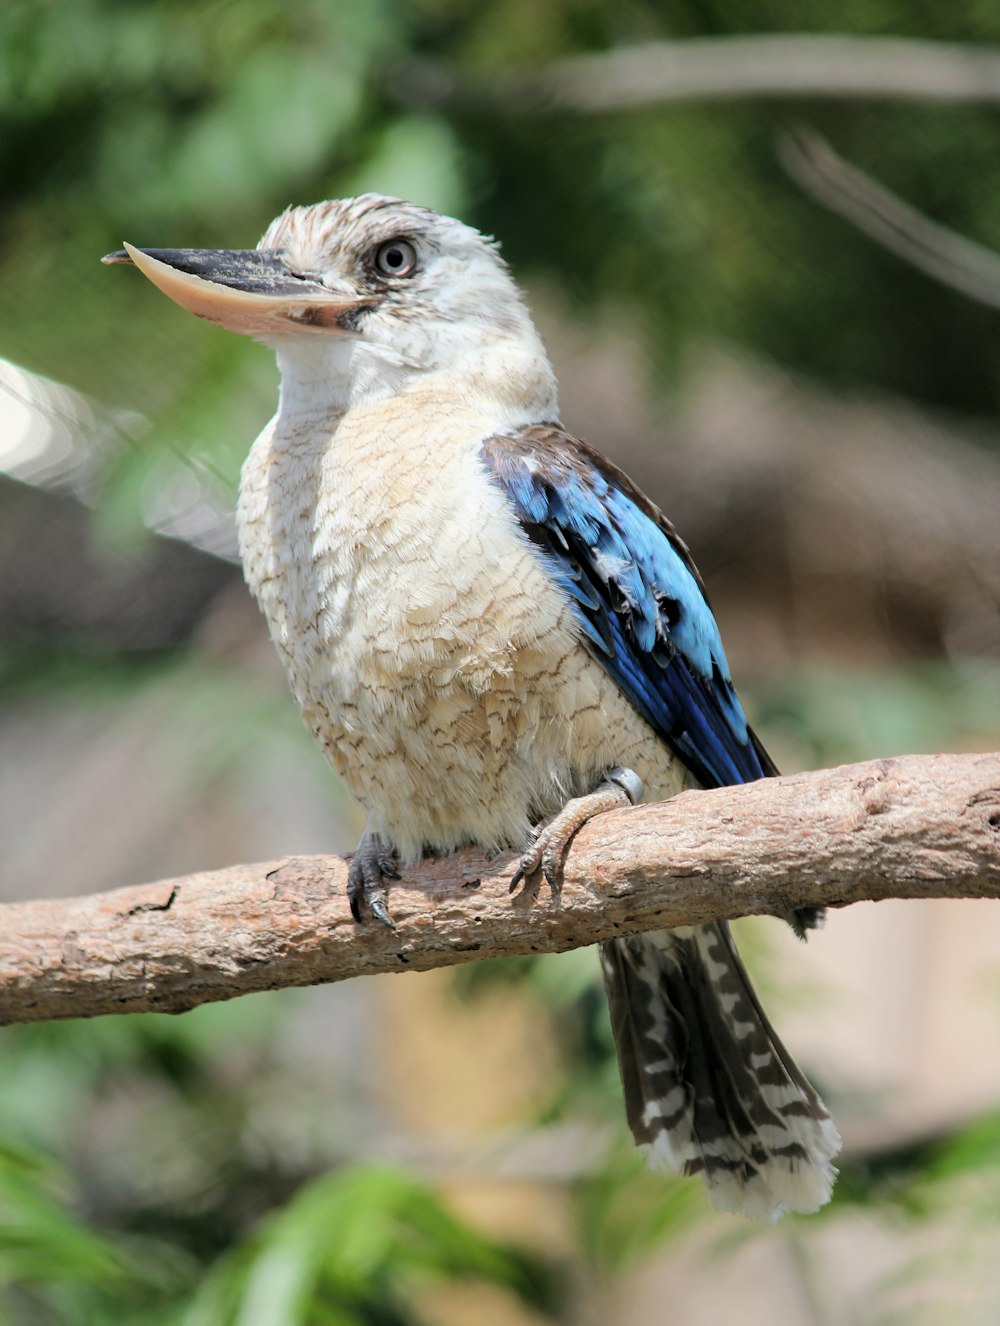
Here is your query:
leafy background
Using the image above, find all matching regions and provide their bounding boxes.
[2,2,1000,1323]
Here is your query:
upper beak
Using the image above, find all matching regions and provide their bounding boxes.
[102,243,368,337]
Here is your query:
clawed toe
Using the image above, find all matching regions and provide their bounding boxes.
[348,835,399,929]
[509,830,561,895]
[509,767,644,897]
[509,849,540,895]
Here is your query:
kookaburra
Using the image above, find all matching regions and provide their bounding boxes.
[105,194,840,1220]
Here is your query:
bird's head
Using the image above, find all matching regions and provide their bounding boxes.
[104,194,558,417]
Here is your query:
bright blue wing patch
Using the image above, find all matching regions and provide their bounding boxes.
[480,429,771,788]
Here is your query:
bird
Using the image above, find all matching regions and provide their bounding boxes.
[104,194,840,1220]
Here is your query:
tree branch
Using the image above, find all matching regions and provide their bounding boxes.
[779,128,1000,312]
[392,37,1000,113]
[1,751,997,1027]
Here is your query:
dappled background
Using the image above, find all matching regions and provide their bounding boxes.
[3,3,1000,1323]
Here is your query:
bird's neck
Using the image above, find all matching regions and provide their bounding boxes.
[271,328,559,432]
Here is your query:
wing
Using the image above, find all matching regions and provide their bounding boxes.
[480,425,776,789]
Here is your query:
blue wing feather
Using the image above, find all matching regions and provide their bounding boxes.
[480,427,773,789]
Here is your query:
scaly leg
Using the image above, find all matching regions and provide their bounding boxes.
[510,766,645,893]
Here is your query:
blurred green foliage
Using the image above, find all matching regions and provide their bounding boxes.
[0,1141,180,1325]
[4,1,1000,1322]
[179,1165,557,1326]
[0,1138,558,1325]
[756,661,1000,769]
[0,1006,562,1324]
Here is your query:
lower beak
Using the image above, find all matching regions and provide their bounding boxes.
[102,244,367,336]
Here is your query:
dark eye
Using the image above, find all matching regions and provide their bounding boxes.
[373,239,417,278]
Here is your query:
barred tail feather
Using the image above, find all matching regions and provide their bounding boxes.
[600,923,840,1221]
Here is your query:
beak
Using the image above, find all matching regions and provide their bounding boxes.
[102,243,370,336]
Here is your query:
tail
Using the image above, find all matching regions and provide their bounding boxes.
[600,923,840,1221]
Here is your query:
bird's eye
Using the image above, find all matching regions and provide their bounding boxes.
[373,239,417,278]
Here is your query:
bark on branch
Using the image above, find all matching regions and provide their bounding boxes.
[2,752,998,1027]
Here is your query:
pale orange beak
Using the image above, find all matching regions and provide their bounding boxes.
[102,243,368,337]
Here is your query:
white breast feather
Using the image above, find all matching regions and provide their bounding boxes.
[237,385,680,858]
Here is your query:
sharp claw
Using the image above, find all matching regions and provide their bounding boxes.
[381,862,402,881]
[543,867,560,892]
[509,867,525,894]
[369,897,397,930]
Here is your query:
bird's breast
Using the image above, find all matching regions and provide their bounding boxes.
[237,396,678,856]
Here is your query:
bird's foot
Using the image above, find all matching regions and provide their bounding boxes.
[510,766,644,894]
[347,833,400,929]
